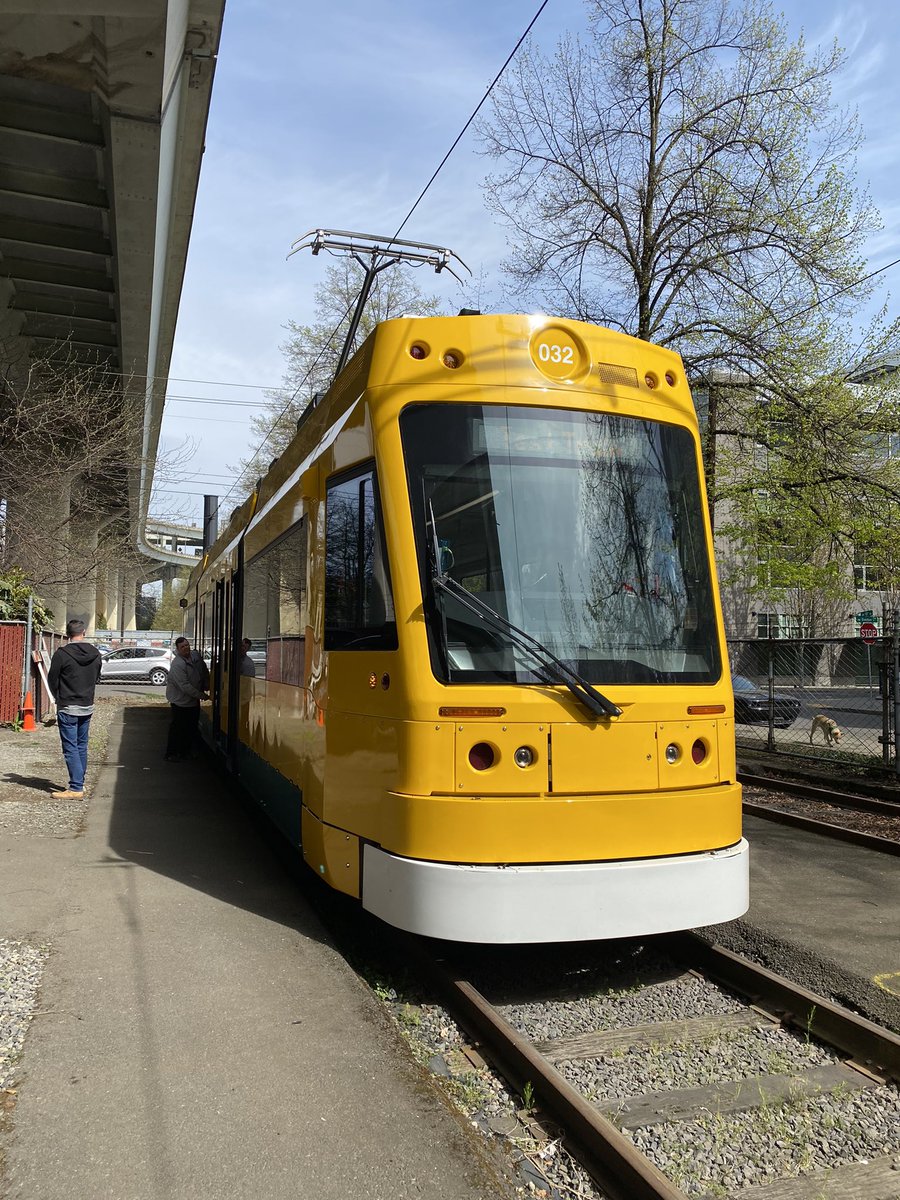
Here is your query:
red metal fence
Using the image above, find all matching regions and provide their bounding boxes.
[0,621,26,724]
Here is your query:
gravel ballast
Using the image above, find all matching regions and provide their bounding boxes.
[377,941,900,1200]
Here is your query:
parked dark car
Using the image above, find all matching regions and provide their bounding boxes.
[731,674,801,729]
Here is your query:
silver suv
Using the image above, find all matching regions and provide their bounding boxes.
[100,646,174,686]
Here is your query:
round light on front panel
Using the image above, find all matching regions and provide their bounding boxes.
[692,739,707,764]
[442,350,463,369]
[665,743,680,764]
[468,742,495,771]
[514,746,535,768]
[409,342,429,360]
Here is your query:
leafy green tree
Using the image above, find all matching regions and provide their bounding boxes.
[238,260,444,491]
[152,578,188,632]
[0,568,54,628]
[136,589,158,630]
[710,322,900,630]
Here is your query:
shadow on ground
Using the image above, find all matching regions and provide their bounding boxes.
[105,703,335,948]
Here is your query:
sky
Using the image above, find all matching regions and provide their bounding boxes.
[153,0,900,529]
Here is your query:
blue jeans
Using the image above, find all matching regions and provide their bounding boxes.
[57,711,91,792]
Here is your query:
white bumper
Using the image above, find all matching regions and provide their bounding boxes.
[362,839,749,943]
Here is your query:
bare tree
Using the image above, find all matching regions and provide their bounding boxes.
[236,260,444,492]
[0,344,191,616]
[479,0,877,377]
[478,0,900,633]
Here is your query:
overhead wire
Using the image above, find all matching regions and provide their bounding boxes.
[166,393,264,408]
[774,254,900,329]
[389,0,549,245]
[210,0,551,516]
[213,299,358,510]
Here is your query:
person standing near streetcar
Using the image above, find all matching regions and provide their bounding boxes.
[48,618,103,799]
[164,636,209,761]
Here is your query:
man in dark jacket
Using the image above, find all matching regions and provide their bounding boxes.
[47,618,103,800]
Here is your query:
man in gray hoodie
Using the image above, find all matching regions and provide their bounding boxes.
[164,636,209,761]
[47,618,103,800]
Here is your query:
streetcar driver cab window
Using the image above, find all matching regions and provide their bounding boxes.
[325,465,397,650]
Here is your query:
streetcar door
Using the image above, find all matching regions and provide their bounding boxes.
[322,464,398,828]
[227,545,244,769]
[212,578,226,749]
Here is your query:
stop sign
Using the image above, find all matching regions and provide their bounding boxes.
[860,621,878,643]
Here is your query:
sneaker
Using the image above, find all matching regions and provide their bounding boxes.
[51,790,85,800]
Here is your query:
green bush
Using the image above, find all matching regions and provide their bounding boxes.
[0,568,54,628]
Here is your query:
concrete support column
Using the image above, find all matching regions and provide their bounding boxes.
[66,507,99,635]
[94,570,108,633]
[33,481,72,634]
[104,567,120,633]
[119,569,138,634]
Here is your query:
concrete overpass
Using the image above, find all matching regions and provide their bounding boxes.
[0,0,225,630]
[143,518,204,603]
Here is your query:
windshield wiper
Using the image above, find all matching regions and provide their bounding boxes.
[431,573,621,720]
[425,501,454,679]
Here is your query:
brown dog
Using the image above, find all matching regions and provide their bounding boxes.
[810,714,842,746]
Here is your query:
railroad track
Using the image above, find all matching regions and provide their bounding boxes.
[738,771,900,817]
[738,770,900,854]
[395,932,900,1200]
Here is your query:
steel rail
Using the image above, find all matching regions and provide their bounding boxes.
[400,930,900,1200]
[667,933,900,1079]
[404,937,689,1200]
[742,799,900,855]
[738,769,900,816]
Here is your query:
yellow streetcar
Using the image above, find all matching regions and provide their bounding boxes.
[187,312,748,942]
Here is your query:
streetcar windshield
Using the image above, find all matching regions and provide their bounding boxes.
[400,403,721,685]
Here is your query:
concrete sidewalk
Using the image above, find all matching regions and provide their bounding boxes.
[0,702,513,1200]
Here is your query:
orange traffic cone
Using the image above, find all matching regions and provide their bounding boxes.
[22,691,35,732]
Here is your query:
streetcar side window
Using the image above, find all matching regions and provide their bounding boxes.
[184,602,196,642]
[243,520,308,685]
[325,466,397,651]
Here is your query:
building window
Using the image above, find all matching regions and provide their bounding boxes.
[756,613,808,639]
[853,561,882,591]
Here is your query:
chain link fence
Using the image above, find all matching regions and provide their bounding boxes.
[727,632,900,777]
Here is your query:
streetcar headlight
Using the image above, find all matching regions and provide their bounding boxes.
[665,743,680,764]
[513,746,535,768]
